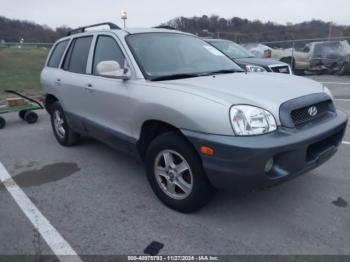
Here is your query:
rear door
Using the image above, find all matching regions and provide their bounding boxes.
[59,35,94,131]
[41,39,70,100]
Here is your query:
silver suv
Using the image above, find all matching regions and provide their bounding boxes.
[41,23,348,212]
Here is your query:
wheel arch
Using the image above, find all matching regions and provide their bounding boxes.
[44,94,59,114]
[136,119,198,161]
[280,56,294,66]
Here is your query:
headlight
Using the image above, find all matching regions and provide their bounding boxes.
[230,105,277,136]
[246,65,267,72]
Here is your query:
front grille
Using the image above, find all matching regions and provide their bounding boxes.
[291,100,332,126]
[269,65,290,74]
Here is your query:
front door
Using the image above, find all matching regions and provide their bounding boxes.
[82,34,133,152]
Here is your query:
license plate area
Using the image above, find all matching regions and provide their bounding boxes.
[306,130,343,162]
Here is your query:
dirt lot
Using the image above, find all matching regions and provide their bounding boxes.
[0,75,349,261]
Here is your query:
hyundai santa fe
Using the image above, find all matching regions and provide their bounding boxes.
[41,22,348,212]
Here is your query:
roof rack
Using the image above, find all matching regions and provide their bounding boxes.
[153,25,177,30]
[67,22,121,36]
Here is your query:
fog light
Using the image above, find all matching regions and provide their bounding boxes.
[265,158,274,173]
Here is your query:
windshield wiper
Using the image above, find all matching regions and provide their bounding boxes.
[199,69,243,76]
[150,69,243,81]
[150,73,202,81]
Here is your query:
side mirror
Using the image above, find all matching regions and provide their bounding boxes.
[303,47,310,53]
[96,60,131,80]
[303,45,310,53]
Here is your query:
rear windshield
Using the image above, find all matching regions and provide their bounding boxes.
[126,33,242,80]
[313,42,348,57]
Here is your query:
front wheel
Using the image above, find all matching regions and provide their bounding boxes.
[50,102,79,146]
[146,132,212,213]
[19,110,27,120]
[335,63,349,76]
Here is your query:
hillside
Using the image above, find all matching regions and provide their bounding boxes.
[164,15,350,44]
[1,15,350,45]
[0,16,71,43]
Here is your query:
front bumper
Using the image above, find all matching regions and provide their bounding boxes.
[182,110,348,191]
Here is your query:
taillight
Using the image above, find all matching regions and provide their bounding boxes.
[265,49,272,58]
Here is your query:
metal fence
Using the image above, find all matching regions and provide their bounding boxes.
[260,36,350,49]
[0,42,53,49]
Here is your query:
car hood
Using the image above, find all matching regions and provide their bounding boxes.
[157,72,325,123]
[234,57,287,67]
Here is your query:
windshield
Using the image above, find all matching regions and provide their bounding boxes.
[208,40,255,59]
[126,33,243,81]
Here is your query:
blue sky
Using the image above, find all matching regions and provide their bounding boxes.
[1,0,349,29]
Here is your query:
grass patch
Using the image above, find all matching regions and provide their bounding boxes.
[0,48,49,99]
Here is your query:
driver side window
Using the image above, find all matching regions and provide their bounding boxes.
[93,35,126,75]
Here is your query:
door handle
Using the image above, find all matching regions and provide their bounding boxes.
[85,84,94,93]
[55,78,61,86]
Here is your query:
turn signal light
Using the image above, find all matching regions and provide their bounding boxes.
[200,146,214,156]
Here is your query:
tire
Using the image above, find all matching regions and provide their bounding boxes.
[146,132,212,213]
[24,111,38,124]
[293,69,305,75]
[280,57,304,75]
[335,64,349,76]
[0,117,6,129]
[280,57,293,66]
[19,110,27,120]
[50,101,79,146]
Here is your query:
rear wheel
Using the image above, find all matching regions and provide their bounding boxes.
[24,111,38,124]
[0,117,6,129]
[280,57,304,75]
[146,132,212,213]
[280,57,294,67]
[50,102,79,146]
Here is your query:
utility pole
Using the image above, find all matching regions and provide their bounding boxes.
[328,22,333,41]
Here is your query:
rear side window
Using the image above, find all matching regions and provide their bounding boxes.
[62,36,93,74]
[92,35,125,74]
[47,40,69,68]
